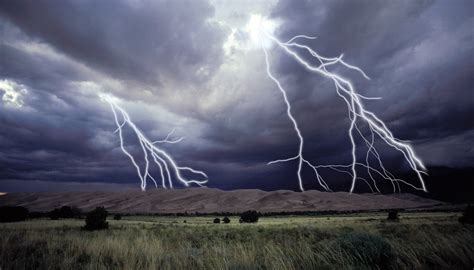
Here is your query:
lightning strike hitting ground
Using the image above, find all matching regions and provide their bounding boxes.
[254,18,427,193]
[101,94,208,191]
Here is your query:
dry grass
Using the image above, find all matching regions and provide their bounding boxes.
[0,212,472,269]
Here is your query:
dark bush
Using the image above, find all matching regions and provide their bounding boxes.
[0,206,29,222]
[83,207,109,231]
[71,206,83,218]
[459,205,474,224]
[49,206,82,219]
[213,218,221,224]
[49,208,61,220]
[387,210,399,221]
[59,206,74,218]
[113,214,122,220]
[28,211,47,219]
[331,232,395,268]
[223,216,231,224]
[239,210,260,223]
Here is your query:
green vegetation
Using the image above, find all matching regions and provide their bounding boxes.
[331,232,394,268]
[387,209,399,221]
[49,206,82,220]
[0,206,28,223]
[83,207,109,231]
[0,212,472,269]
[459,205,474,224]
[239,210,260,223]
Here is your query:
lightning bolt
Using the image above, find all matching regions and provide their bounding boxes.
[101,94,208,191]
[258,26,427,193]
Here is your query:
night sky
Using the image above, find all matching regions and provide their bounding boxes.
[0,0,473,195]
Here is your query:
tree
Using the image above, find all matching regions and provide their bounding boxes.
[0,206,28,222]
[239,210,260,223]
[459,205,474,224]
[387,210,399,221]
[83,207,109,230]
[223,216,231,224]
[213,218,221,224]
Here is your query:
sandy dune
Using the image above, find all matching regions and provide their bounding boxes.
[0,188,442,213]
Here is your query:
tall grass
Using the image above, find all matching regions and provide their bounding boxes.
[0,214,472,269]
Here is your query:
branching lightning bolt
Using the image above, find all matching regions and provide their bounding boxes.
[257,25,427,193]
[101,94,208,191]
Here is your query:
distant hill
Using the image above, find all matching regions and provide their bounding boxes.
[0,188,443,213]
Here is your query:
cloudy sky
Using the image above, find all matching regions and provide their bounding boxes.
[0,0,472,193]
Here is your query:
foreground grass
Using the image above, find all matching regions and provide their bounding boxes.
[0,212,473,269]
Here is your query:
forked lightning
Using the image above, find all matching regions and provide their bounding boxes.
[103,16,428,193]
[102,94,208,191]
[256,21,427,193]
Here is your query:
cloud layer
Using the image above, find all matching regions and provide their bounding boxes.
[0,0,472,192]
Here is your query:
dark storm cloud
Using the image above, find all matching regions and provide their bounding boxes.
[0,0,230,189]
[266,0,474,167]
[0,81,128,183]
[182,0,474,190]
[0,0,472,192]
[0,0,227,86]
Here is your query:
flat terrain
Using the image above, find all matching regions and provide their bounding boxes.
[0,188,442,213]
[0,212,473,269]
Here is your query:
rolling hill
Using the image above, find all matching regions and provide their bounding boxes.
[0,188,443,213]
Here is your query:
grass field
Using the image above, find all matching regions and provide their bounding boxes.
[0,212,473,269]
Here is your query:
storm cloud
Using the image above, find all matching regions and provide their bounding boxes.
[0,0,472,193]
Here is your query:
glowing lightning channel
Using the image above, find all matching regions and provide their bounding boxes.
[101,94,208,191]
[256,23,427,193]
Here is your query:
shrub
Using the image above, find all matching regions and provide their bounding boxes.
[459,205,474,224]
[49,206,82,219]
[71,206,83,218]
[331,232,395,268]
[213,218,221,224]
[59,206,74,218]
[0,206,28,222]
[83,207,109,231]
[28,211,47,219]
[49,208,61,220]
[239,210,260,223]
[387,210,399,221]
[113,214,122,220]
[223,216,231,224]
